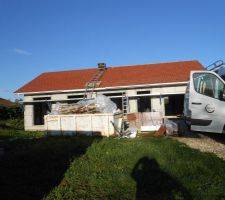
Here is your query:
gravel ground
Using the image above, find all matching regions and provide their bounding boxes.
[173,121,225,160]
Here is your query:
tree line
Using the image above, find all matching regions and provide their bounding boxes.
[0,104,23,120]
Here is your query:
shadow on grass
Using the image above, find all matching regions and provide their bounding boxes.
[131,157,191,200]
[0,134,100,200]
[0,135,12,140]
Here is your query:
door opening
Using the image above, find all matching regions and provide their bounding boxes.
[138,96,151,112]
[34,102,51,125]
[164,95,184,116]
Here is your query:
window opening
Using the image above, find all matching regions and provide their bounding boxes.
[164,95,184,116]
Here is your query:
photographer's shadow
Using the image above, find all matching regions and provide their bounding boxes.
[131,157,191,200]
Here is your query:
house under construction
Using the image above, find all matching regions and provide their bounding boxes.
[15,60,204,131]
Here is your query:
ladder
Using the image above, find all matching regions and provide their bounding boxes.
[122,93,129,131]
[206,60,225,72]
[83,70,104,99]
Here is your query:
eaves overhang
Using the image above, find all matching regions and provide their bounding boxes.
[15,81,188,96]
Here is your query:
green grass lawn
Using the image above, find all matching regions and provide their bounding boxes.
[0,121,225,200]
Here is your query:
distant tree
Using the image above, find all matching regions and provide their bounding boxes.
[0,105,9,119]
[0,104,23,120]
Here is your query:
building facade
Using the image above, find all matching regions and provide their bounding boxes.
[15,60,204,131]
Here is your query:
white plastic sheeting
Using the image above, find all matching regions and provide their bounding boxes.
[50,94,118,115]
[77,94,117,113]
[164,119,178,135]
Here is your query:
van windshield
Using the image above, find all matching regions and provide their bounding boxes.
[193,73,224,100]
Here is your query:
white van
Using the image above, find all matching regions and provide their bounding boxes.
[183,70,225,133]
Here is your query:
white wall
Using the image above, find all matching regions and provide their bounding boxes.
[24,104,33,130]
[24,104,46,131]
[126,90,138,112]
[151,97,164,115]
[22,83,187,131]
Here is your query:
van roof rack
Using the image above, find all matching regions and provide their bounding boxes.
[206,60,225,72]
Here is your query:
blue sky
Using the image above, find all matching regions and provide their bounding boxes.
[1,0,225,100]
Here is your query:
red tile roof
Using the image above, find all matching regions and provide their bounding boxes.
[100,60,204,87]
[16,68,98,93]
[0,98,14,107]
[15,60,204,93]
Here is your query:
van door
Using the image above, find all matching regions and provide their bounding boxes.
[183,82,191,125]
[189,71,225,133]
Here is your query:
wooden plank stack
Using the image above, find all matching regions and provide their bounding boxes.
[58,103,99,114]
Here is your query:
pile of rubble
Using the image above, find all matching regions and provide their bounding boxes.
[50,94,118,115]
[58,103,99,114]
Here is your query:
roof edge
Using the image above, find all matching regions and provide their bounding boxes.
[109,60,203,69]
[15,81,189,95]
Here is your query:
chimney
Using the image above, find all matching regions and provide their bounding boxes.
[98,63,107,71]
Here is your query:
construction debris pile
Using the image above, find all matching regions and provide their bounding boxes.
[56,103,97,114]
[127,112,179,137]
[164,119,178,136]
[50,94,118,115]
[154,119,179,137]
[127,112,163,131]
